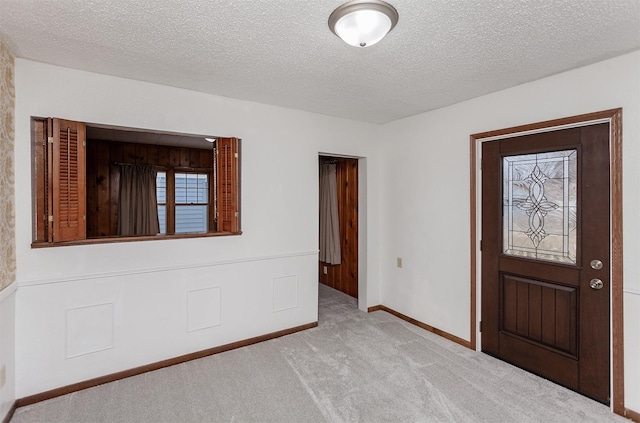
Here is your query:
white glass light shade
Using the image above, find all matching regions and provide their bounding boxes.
[335,10,391,47]
[329,1,398,48]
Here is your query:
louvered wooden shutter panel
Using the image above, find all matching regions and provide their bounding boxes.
[216,137,239,233]
[52,119,86,241]
[30,118,53,242]
[46,119,53,242]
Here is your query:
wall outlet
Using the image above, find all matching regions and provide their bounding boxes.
[397,257,403,268]
[0,364,5,389]
[323,266,328,274]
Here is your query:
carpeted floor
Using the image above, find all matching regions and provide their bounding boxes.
[12,284,625,422]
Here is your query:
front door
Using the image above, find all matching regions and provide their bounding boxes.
[481,123,610,404]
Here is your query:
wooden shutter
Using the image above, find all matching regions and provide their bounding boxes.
[49,118,86,241]
[216,137,240,233]
[32,119,50,242]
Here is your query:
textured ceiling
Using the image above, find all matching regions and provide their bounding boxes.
[1,0,639,124]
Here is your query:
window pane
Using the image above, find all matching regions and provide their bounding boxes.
[157,205,166,234]
[198,174,208,202]
[186,173,198,202]
[176,172,208,204]
[175,173,187,203]
[175,205,208,233]
[156,172,166,203]
[502,149,577,264]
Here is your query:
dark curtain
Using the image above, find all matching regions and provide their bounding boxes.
[319,163,341,264]
[118,164,160,236]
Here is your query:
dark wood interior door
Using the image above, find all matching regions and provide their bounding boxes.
[481,123,610,404]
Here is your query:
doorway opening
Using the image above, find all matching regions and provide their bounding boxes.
[318,156,359,299]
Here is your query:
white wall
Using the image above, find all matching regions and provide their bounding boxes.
[0,284,16,421]
[379,51,640,410]
[13,51,639,411]
[13,59,381,397]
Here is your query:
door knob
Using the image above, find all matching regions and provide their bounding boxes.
[589,279,604,290]
[590,259,603,270]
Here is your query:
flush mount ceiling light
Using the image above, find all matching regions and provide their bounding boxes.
[328,0,398,48]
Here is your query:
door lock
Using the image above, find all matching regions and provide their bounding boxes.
[590,259,603,270]
[589,279,604,290]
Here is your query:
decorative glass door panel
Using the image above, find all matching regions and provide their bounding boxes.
[502,150,577,264]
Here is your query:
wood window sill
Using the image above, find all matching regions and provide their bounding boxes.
[31,231,242,248]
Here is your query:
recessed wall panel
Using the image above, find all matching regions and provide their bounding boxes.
[66,303,114,358]
[187,287,221,332]
[273,275,298,312]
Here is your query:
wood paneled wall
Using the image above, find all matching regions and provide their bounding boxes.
[319,157,358,298]
[86,139,212,238]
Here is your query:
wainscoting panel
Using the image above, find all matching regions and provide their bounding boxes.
[187,287,221,332]
[625,291,640,413]
[273,275,298,312]
[66,303,114,358]
[0,283,16,423]
[15,252,318,398]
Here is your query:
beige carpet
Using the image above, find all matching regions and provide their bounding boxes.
[12,284,624,422]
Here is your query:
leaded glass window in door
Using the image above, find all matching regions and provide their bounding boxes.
[502,150,577,264]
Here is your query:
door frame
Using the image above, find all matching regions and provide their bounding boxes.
[469,109,624,415]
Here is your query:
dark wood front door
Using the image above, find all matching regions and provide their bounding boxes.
[481,123,610,404]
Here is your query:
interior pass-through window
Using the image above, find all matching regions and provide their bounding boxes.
[32,117,241,245]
